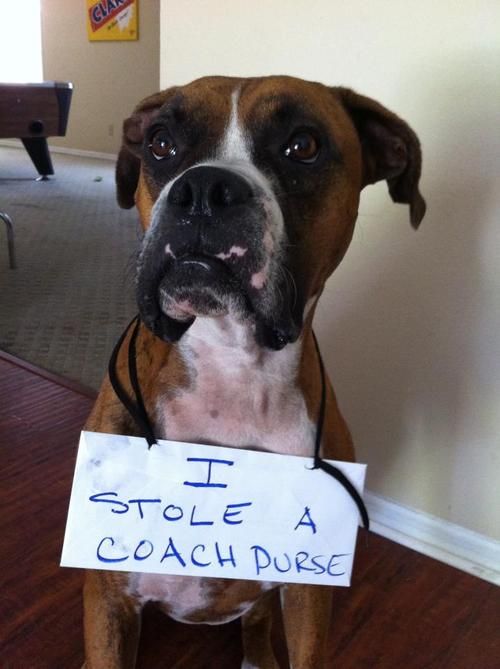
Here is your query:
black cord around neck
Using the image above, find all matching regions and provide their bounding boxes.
[311,331,370,530]
[108,315,156,448]
[108,316,369,529]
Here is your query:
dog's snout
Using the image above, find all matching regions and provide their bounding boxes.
[167,166,253,217]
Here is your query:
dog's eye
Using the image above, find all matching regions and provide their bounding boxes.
[149,130,177,160]
[283,132,320,164]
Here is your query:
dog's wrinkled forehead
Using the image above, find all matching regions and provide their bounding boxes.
[144,77,341,180]
[157,83,239,160]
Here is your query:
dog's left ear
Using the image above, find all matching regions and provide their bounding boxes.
[338,88,426,228]
[116,91,169,209]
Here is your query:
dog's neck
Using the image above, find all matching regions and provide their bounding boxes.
[158,314,315,454]
[178,315,302,380]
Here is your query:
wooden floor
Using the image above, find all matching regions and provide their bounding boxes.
[1,350,499,669]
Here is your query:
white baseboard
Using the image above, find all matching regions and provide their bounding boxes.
[0,139,116,161]
[365,491,500,585]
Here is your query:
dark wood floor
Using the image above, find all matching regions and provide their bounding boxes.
[1,351,499,669]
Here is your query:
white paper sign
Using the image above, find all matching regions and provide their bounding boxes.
[61,431,366,586]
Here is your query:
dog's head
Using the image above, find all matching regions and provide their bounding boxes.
[117,76,425,349]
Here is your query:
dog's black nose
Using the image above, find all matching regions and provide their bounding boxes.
[167,166,253,216]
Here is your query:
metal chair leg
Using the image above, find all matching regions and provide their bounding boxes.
[0,212,16,269]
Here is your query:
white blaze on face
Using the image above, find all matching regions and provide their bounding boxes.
[218,89,252,163]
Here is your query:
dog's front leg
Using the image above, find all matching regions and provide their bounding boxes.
[281,584,332,669]
[83,570,141,669]
[241,590,280,669]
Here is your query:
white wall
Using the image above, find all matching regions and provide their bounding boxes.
[0,0,43,82]
[160,1,500,541]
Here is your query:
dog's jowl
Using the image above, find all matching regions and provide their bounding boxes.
[84,75,425,669]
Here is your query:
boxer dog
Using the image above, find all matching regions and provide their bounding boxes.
[84,75,425,668]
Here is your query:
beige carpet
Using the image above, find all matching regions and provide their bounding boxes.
[0,145,140,389]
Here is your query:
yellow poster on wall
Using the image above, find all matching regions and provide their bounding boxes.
[86,0,138,41]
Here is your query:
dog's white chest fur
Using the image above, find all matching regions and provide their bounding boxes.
[128,572,277,624]
[156,316,315,456]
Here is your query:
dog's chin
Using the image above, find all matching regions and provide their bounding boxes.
[137,256,303,350]
[158,257,250,320]
[158,277,250,323]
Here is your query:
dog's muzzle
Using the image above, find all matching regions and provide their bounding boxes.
[136,165,302,350]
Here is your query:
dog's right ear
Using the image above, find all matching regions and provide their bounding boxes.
[116,91,170,209]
